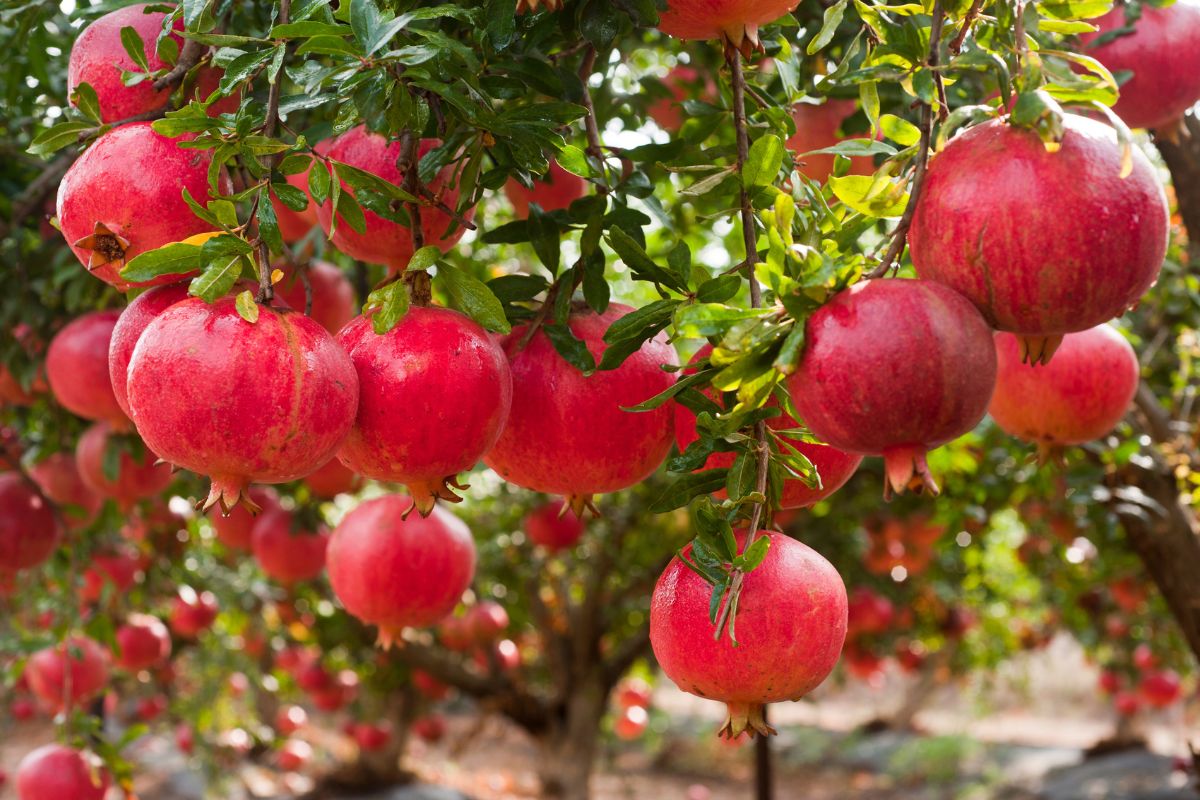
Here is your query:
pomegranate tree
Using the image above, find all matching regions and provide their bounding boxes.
[909,114,1169,363]
[786,279,997,497]
[75,423,173,510]
[46,310,127,427]
[658,0,801,50]
[277,261,356,334]
[15,745,110,800]
[24,636,111,711]
[522,499,585,552]
[27,452,101,529]
[115,613,172,671]
[251,506,330,584]
[505,160,586,216]
[108,282,191,418]
[0,473,61,572]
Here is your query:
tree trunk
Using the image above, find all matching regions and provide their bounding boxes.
[537,675,608,800]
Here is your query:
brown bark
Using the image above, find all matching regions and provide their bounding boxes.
[536,672,608,800]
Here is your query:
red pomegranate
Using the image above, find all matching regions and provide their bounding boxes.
[115,613,172,671]
[614,705,649,740]
[658,0,800,49]
[46,310,127,427]
[277,261,357,334]
[484,304,677,513]
[1140,670,1183,708]
[0,472,61,572]
[843,643,885,685]
[1110,576,1148,613]
[1114,690,1141,716]
[314,129,472,271]
[647,65,715,130]
[276,705,308,735]
[786,279,996,497]
[337,308,512,514]
[81,549,143,604]
[327,495,476,646]
[208,487,281,550]
[909,114,1169,364]
[465,601,509,644]
[170,587,219,638]
[76,422,172,510]
[616,677,653,709]
[57,122,230,290]
[650,531,847,737]
[0,365,44,406]
[523,499,585,552]
[476,638,522,672]
[108,282,191,418]
[251,507,330,584]
[175,723,195,754]
[27,452,101,530]
[413,669,451,700]
[126,297,359,512]
[412,714,447,743]
[1079,2,1200,131]
[989,325,1139,459]
[25,636,110,711]
[354,721,393,752]
[137,694,168,721]
[11,697,36,721]
[846,588,895,637]
[1099,670,1123,695]
[304,457,362,498]
[787,99,874,183]
[15,745,110,800]
[505,160,586,216]
[894,641,926,674]
[311,670,358,711]
[277,739,312,772]
[1133,642,1157,671]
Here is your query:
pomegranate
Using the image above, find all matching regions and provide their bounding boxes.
[1110,576,1148,613]
[482,638,522,672]
[413,669,451,700]
[523,499,585,552]
[616,677,653,709]
[614,705,649,740]
[175,723,195,754]
[251,506,330,584]
[137,694,168,721]
[314,129,471,271]
[1133,642,1157,671]
[1099,670,1123,695]
[228,671,250,697]
[277,739,312,772]
[0,365,44,406]
[438,614,472,651]
[27,452,101,530]
[170,587,219,638]
[354,721,393,752]
[505,160,586,216]
[336,308,511,512]
[648,65,715,130]
[1079,2,1200,131]
[108,282,191,418]
[650,531,847,737]
[277,261,357,334]
[126,296,359,511]
[894,641,926,674]
[303,457,362,498]
[76,422,172,509]
[786,279,995,497]
[787,99,874,183]
[1140,670,1182,708]
[115,613,172,671]
[296,661,334,694]
[658,0,801,49]
[484,304,677,513]
[11,697,36,721]
[15,745,109,800]
[81,548,143,604]
[208,487,281,550]
[412,714,447,743]
[25,636,110,711]
[846,588,895,637]
[843,643,886,685]
[909,114,1169,363]
[465,601,509,644]
[988,325,1139,459]
[327,495,476,645]
[276,705,308,735]
[46,310,127,427]
[1114,690,1141,716]
[57,122,230,290]
[0,472,61,572]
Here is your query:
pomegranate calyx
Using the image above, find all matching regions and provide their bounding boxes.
[74,222,130,270]
[565,493,601,519]
[202,476,262,516]
[405,476,470,518]
[882,445,940,500]
[720,702,777,739]
[1017,334,1064,366]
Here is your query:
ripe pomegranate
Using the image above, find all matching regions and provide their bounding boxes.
[0,472,61,572]
[296,662,334,694]
[312,670,358,711]
[1140,670,1183,708]
[412,714,447,743]
[57,122,230,290]
[523,499,585,552]
[277,261,357,334]
[785,279,996,497]
[75,422,172,510]
[15,745,110,800]
[1110,576,1148,613]
[126,297,359,511]
[413,669,451,700]
[277,739,312,772]
[1099,670,1123,695]
[647,65,715,130]
[843,643,885,686]
[327,495,476,645]
[505,160,586,216]
[438,614,473,651]
[137,694,168,721]
[28,452,101,530]
[616,677,653,709]
[227,671,250,697]
[1133,642,1157,671]
[894,641,926,674]
[650,531,847,737]
[46,310,127,427]
[11,697,36,721]
[989,325,1139,459]
[251,507,330,584]
[208,487,281,550]
[354,721,393,752]
[658,0,800,50]
[1079,2,1200,131]
[175,723,195,754]
[25,636,110,711]
[909,114,1169,364]
[1114,690,1141,716]
[477,638,522,672]
[115,613,172,671]
[846,588,895,637]
[614,705,649,740]
[276,705,308,735]
[787,99,874,183]
[81,549,143,604]
[484,304,677,513]
[336,308,511,512]
[465,601,510,644]
[0,365,44,406]
[108,282,191,418]
[303,457,362,498]
[314,129,471,271]
[170,587,219,638]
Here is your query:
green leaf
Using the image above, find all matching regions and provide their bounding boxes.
[556,145,592,179]
[696,275,742,304]
[407,245,441,272]
[28,121,92,157]
[649,469,729,513]
[119,243,204,283]
[743,134,785,187]
[437,264,512,334]
[257,198,284,256]
[597,299,677,371]
[879,113,921,146]
[827,174,908,217]
[622,369,712,413]
[484,0,517,50]
[308,160,332,204]
[675,303,773,338]
[101,437,122,483]
[605,227,688,292]
[807,0,848,54]
[364,280,409,334]
[189,254,244,303]
[270,21,354,38]
[543,323,596,374]
[333,190,367,235]
[119,25,151,72]
[734,536,771,572]
[725,451,758,500]
[235,290,260,323]
[527,207,561,275]
[271,182,308,212]
[70,82,103,124]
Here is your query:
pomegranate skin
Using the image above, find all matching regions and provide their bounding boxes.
[115,614,172,671]
[484,304,677,512]
[785,279,997,497]
[650,531,847,737]
[208,487,281,550]
[909,115,1168,363]
[303,457,362,498]
[337,308,512,513]
[76,423,173,510]
[647,65,715,130]
[109,282,192,419]
[170,588,218,638]
[787,99,874,183]
[327,495,476,645]
[25,636,111,711]
[314,130,471,271]
[522,499,585,552]
[989,325,1139,456]
[658,0,800,47]
[1080,2,1200,131]
[126,297,359,511]
[251,507,330,584]
[277,261,357,335]
[504,160,586,216]
[46,310,127,428]
[27,452,102,530]
[0,472,61,572]
[16,745,110,800]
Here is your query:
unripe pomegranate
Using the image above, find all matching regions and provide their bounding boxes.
[616,677,653,709]
[465,601,510,644]
[277,739,312,772]
[786,279,996,497]
[989,326,1139,459]
[277,261,357,334]
[1140,670,1182,708]
[614,705,649,740]
[327,495,476,645]
[81,548,143,604]
[57,122,230,290]
[304,457,362,498]
[170,587,219,638]
[650,531,847,737]
[46,310,127,427]
[251,507,329,584]
[16,745,109,800]
[126,297,359,512]
[909,115,1168,364]
[75,422,172,510]
[0,472,61,572]
[25,636,110,711]
[412,669,451,700]
[1079,2,1200,131]
[115,613,172,671]
[505,160,586,216]
[412,714,447,743]
[28,452,101,530]
[647,65,715,130]
[485,304,677,513]
[846,588,895,637]
[207,487,281,550]
[108,282,191,419]
[354,721,393,752]
[658,0,800,50]
[276,705,308,735]
[314,130,471,271]
[523,499,585,552]
[787,99,874,183]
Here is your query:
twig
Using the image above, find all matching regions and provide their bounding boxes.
[254,0,290,304]
[152,38,204,91]
[949,0,985,54]
[579,46,603,159]
[397,132,432,305]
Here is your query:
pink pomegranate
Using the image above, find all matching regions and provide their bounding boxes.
[0,472,61,572]
[658,0,801,49]
[175,723,195,754]
[989,325,1139,458]
[909,114,1169,363]
[647,65,716,130]
[465,601,509,644]
[314,129,472,271]
[15,745,110,800]
[327,495,476,645]
[170,587,219,638]
[614,705,649,740]
[25,636,110,711]
[438,615,473,651]
[46,310,127,427]
[126,297,359,512]
[505,160,586,216]
[208,487,281,550]
[81,549,143,604]
[484,304,677,514]
[304,457,362,498]
[1140,670,1183,708]
[108,282,191,418]
[0,366,43,406]
[277,260,357,334]
[651,531,847,737]
[251,507,330,584]
[1134,642,1157,671]
[1080,2,1200,131]
[76,422,172,510]
[115,613,172,671]
[27,452,101,529]
[337,307,512,513]
[785,279,997,497]
[787,99,874,183]
[57,122,230,290]
[522,499,585,552]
